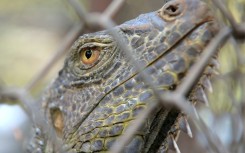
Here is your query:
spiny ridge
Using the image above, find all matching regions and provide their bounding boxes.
[167,134,181,153]
[201,76,213,93]
[195,86,209,106]
[179,116,192,138]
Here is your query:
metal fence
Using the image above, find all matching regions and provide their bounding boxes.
[0,0,245,153]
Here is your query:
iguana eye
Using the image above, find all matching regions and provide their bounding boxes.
[80,47,100,65]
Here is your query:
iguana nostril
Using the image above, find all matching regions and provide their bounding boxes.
[163,3,182,17]
[158,0,184,21]
[166,5,179,14]
[50,108,64,138]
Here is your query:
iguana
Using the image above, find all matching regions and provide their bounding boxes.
[28,0,219,152]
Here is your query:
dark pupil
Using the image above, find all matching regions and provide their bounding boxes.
[85,50,92,59]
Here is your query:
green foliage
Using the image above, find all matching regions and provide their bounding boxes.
[207,0,245,113]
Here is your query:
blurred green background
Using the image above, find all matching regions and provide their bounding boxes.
[0,0,73,88]
[0,1,74,152]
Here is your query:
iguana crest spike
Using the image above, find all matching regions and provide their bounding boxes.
[179,116,193,138]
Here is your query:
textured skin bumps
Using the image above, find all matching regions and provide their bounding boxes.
[28,0,218,152]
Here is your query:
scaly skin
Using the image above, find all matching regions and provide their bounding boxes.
[28,0,219,152]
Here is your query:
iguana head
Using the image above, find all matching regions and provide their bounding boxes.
[28,0,218,152]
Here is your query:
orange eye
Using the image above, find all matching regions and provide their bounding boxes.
[80,47,100,65]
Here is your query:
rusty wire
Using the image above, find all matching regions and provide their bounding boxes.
[0,0,245,153]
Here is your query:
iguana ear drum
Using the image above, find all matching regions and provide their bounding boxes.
[158,0,186,21]
[50,108,64,138]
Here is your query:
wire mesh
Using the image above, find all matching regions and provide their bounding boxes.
[0,0,245,153]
